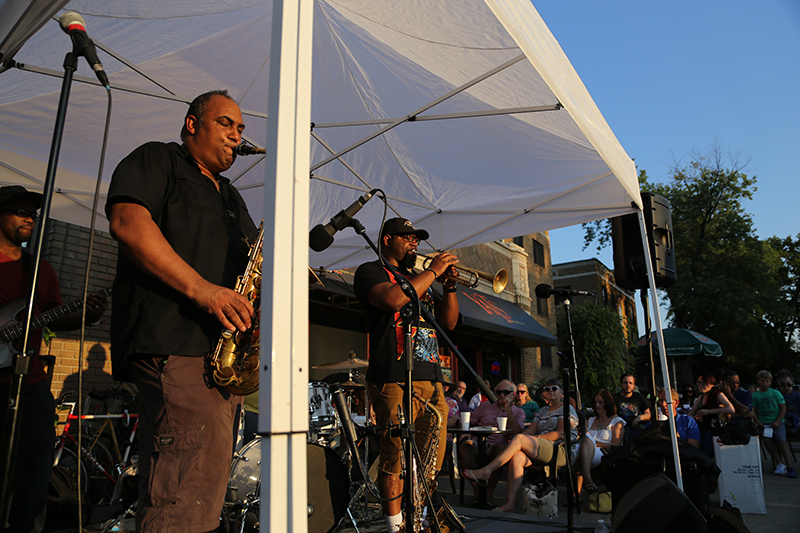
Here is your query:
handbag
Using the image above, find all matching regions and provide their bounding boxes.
[588,490,612,513]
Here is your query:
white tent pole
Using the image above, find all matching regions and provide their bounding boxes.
[637,209,684,491]
[260,0,313,531]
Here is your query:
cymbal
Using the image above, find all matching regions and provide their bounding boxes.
[341,380,365,389]
[312,356,369,370]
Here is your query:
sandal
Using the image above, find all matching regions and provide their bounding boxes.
[584,481,599,493]
[463,469,488,487]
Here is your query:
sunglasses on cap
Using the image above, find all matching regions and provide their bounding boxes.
[1,208,38,220]
[494,389,514,396]
[542,386,561,392]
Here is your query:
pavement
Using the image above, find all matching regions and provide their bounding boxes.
[51,449,799,532]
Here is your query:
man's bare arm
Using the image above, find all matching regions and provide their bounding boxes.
[108,202,253,332]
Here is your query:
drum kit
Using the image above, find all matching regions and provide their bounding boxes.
[223,353,378,533]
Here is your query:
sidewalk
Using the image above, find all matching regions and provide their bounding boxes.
[57,453,799,532]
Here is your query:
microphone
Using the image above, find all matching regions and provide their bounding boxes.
[535,284,593,298]
[309,190,376,252]
[234,143,266,156]
[59,12,110,87]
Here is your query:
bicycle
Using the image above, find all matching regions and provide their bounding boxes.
[53,389,139,505]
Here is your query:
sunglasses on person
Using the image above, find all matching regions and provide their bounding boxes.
[494,389,515,396]
[1,208,38,220]
[393,234,419,244]
[542,386,561,392]
[778,382,794,388]
[516,390,528,395]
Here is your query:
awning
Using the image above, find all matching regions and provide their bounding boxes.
[457,287,557,347]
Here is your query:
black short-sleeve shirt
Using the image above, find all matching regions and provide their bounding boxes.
[353,260,443,384]
[612,390,650,425]
[106,142,257,377]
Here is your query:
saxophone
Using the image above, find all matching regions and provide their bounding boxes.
[404,391,465,533]
[208,222,263,396]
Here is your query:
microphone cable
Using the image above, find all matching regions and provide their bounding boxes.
[75,83,113,531]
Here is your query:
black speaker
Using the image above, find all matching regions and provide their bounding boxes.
[612,192,677,290]
[612,473,706,533]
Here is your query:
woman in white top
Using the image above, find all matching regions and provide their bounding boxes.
[578,390,625,494]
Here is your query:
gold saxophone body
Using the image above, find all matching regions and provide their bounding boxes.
[208,222,263,396]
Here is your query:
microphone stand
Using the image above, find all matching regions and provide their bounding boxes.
[0,49,80,524]
[559,297,577,533]
[346,217,495,532]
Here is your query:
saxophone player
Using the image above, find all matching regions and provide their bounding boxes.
[354,218,459,532]
[106,90,257,532]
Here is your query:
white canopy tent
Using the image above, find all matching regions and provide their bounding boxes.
[0,0,680,529]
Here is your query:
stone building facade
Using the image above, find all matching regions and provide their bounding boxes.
[551,258,638,343]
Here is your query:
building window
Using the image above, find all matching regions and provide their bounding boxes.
[536,296,549,316]
[512,236,524,248]
[540,346,552,368]
[532,239,545,267]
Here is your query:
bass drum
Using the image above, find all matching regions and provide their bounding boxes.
[226,438,349,533]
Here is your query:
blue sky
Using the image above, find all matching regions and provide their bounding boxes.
[534,1,800,331]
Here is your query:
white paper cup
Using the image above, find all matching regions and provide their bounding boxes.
[460,411,471,430]
[497,416,508,431]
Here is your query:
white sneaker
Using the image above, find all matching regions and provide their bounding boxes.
[774,463,787,475]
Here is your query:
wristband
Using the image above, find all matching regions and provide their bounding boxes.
[443,284,457,293]
[424,268,438,277]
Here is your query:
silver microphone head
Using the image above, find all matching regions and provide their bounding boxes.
[234,143,266,156]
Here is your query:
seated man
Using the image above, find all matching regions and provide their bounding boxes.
[719,368,753,427]
[458,379,525,504]
[777,370,800,435]
[655,387,701,449]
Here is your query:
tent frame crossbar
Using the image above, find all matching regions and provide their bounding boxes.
[312,103,561,129]
[310,53,527,172]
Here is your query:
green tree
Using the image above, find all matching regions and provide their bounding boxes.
[583,143,800,378]
[764,234,800,369]
[557,300,629,406]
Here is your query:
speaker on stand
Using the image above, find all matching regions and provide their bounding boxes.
[612,192,677,290]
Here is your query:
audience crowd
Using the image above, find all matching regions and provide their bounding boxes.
[445,365,797,513]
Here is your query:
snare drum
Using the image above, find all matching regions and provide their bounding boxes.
[308,381,338,429]
[225,437,349,533]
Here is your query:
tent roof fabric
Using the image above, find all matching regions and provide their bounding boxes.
[0,0,640,270]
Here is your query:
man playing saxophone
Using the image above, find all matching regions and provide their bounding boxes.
[354,217,459,532]
[106,90,258,532]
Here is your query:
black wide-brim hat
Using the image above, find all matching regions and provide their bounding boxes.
[380,217,429,240]
[0,185,43,208]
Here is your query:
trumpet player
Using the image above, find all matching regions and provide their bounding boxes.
[354,217,459,532]
[106,90,258,532]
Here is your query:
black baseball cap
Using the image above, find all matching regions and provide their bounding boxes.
[0,185,43,208]
[380,217,429,240]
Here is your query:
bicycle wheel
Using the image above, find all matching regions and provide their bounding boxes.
[55,446,90,494]
[64,435,117,504]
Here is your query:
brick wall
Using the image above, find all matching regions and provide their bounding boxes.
[41,220,118,398]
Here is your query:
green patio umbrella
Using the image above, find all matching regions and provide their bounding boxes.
[635,328,723,357]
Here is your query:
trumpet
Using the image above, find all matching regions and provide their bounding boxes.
[417,253,508,293]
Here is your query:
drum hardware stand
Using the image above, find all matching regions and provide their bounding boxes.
[331,384,380,532]
[344,214,490,532]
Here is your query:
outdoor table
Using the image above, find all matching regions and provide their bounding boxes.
[450,426,514,508]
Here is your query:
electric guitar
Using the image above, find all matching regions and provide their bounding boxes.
[0,287,111,368]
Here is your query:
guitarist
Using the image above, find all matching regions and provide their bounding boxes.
[0,185,107,532]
